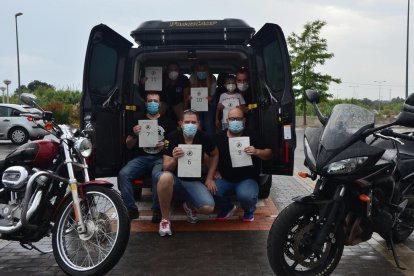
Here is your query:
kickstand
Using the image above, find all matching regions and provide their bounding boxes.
[387,238,405,270]
[20,242,53,254]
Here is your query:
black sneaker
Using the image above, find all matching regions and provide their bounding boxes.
[151,209,162,223]
[128,208,139,220]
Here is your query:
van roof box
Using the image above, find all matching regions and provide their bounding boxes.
[130,19,255,46]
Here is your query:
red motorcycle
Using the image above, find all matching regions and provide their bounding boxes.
[0,93,130,275]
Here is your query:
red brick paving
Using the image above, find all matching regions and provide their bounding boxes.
[130,198,279,232]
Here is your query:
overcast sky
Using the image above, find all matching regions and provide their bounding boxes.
[0,0,412,100]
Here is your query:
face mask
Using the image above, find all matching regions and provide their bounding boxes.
[197,71,207,80]
[228,120,244,134]
[226,84,236,92]
[169,71,179,80]
[146,101,159,115]
[237,83,249,92]
[183,123,198,137]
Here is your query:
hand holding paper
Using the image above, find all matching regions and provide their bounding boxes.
[229,137,253,168]
[138,120,158,148]
[177,144,202,177]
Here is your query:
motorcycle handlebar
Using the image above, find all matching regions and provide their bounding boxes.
[380,128,414,142]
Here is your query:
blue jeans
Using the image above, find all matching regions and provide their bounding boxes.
[154,171,215,208]
[214,178,258,214]
[199,104,215,137]
[118,155,162,211]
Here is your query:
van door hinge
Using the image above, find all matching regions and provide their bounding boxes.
[125,105,136,111]
[161,29,165,44]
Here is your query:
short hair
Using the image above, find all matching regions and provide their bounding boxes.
[146,92,160,100]
[182,109,199,120]
[224,74,236,83]
[236,67,249,77]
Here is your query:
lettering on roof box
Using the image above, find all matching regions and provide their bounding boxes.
[169,21,218,27]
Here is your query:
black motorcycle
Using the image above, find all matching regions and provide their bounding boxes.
[267,90,414,275]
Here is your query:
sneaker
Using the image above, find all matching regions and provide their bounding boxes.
[243,211,255,222]
[182,202,198,224]
[151,209,162,224]
[128,208,139,220]
[158,219,172,237]
[215,205,237,221]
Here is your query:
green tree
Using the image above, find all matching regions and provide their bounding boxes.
[288,20,341,124]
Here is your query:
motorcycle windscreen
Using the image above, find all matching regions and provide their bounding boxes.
[320,104,375,151]
[249,23,296,175]
[81,24,133,177]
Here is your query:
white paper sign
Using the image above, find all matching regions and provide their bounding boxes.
[177,144,202,178]
[229,137,253,168]
[222,98,240,122]
[284,125,292,140]
[145,67,163,91]
[191,87,208,111]
[138,120,158,147]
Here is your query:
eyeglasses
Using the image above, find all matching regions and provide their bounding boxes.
[228,117,244,122]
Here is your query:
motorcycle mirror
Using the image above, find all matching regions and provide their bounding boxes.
[403,93,414,113]
[20,93,38,107]
[305,90,321,104]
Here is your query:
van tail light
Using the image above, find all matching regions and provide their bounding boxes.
[278,141,290,164]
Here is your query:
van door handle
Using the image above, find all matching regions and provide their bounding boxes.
[3,119,10,122]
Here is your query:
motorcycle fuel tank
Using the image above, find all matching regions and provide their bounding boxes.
[6,140,59,169]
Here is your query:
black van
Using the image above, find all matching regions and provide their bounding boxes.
[80,19,296,198]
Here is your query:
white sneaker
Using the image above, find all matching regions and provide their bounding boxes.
[158,219,172,237]
[183,202,198,224]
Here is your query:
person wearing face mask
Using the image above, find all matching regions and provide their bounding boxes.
[154,109,219,237]
[213,107,273,222]
[236,68,250,100]
[216,74,246,130]
[187,61,217,136]
[163,62,190,121]
[118,92,177,221]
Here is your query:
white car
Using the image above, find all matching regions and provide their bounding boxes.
[0,104,49,145]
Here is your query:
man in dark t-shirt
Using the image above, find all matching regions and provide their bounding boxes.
[214,107,273,222]
[163,62,190,120]
[118,92,176,221]
[154,109,219,237]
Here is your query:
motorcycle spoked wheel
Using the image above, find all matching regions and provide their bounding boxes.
[267,202,344,276]
[52,186,130,276]
[393,198,414,244]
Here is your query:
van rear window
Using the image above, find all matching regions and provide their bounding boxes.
[88,43,118,96]
[263,41,285,94]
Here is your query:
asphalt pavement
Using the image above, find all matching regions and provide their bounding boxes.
[0,129,412,275]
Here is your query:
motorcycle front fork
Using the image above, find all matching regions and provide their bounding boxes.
[311,185,346,252]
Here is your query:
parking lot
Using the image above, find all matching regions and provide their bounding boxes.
[0,129,412,275]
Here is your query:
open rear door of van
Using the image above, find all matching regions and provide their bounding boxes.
[250,23,296,175]
[81,24,133,177]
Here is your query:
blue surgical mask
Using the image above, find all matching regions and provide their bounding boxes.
[183,123,197,137]
[197,71,207,80]
[146,101,159,115]
[228,120,244,134]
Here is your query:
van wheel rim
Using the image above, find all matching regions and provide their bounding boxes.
[12,130,25,143]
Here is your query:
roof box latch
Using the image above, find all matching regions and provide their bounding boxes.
[224,27,227,41]
[161,29,165,45]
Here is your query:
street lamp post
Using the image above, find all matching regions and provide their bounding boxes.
[0,87,5,103]
[406,0,410,99]
[3,80,11,104]
[349,85,359,99]
[374,81,386,111]
[15,12,23,98]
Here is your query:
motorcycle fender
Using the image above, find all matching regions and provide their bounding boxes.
[293,195,333,206]
[52,180,114,220]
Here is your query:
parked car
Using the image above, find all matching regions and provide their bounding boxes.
[0,104,49,145]
[80,19,296,198]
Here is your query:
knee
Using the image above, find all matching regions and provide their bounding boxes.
[238,191,257,204]
[197,205,214,214]
[157,172,174,188]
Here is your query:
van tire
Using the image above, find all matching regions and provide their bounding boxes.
[9,127,29,145]
[258,174,272,199]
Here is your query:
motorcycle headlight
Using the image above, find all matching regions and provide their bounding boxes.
[74,138,92,158]
[325,157,368,175]
[304,137,316,168]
